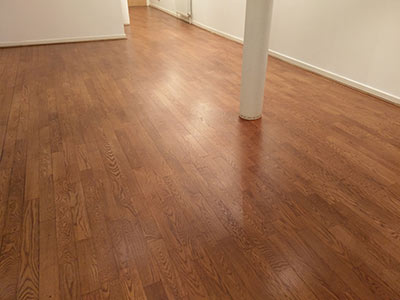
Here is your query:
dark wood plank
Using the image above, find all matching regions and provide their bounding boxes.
[39,219,60,300]
[76,239,101,295]
[16,198,39,299]
[0,232,21,300]
[52,151,81,299]
[144,281,169,300]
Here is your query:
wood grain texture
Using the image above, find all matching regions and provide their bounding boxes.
[1,7,400,299]
[128,0,147,7]
[16,198,39,299]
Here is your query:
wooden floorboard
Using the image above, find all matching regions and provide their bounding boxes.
[1,6,400,299]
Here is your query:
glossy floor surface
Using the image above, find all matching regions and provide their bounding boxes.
[1,7,400,300]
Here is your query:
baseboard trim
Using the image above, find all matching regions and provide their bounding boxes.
[149,4,400,106]
[191,20,243,44]
[149,3,189,22]
[269,51,400,106]
[0,34,127,48]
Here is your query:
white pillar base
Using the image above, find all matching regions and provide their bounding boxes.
[239,0,274,120]
[239,113,262,121]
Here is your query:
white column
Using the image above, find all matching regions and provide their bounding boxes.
[121,0,130,25]
[239,0,274,120]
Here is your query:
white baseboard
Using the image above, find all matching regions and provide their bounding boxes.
[149,3,189,22]
[268,51,400,105]
[0,34,127,48]
[150,4,400,106]
[191,20,243,44]
[149,3,174,15]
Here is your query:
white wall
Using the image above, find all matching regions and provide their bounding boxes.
[191,0,245,43]
[0,0,126,46]
[150,0,400,103]
[270,0,400,103]
[150,0,176,13]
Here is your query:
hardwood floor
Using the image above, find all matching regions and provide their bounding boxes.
[1,6,400,300]
[128,0,146,7]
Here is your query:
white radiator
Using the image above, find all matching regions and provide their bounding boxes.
[175,0,192,17]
